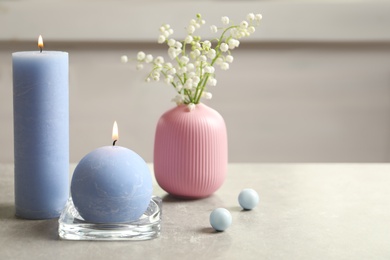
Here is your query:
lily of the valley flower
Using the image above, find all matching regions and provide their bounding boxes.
[122,13,262,110]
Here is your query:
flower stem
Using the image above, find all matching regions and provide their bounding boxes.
[194,73,210,104]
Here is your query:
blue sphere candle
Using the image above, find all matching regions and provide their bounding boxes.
[71,122,153,223]
[71,146,153,223]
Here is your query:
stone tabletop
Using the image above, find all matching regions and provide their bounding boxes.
[1,163,390,260]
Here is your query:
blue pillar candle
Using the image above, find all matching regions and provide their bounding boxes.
[70,122,153,223]
[13,36,69,219]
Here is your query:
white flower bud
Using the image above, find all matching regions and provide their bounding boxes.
[161,31,168,39]
[208,78,217,86]
[240,21,249,29]
[187,25,195,34]
[187,63,195,71]
[137,51,146,61]
[247,13,255,21]
[158,35,166,44]
[225,55,234,63]
[188,103,196,111]
[175,41,183,49]
[221,16,230,25]
[165,75,173,85]
[184,79,193,89]
[207,49,216,59]
[210,25,218,33]
[194,42,201,49]
[193,49,201,57]
[145,54,153,63]
[155,56,164,64]
[180,56,190,64]
[188,71,196,78]
[221,62,229,70]
[193,76,200,85]
[203,40,211,49]
[176,85,183,91]
[255,14,263,21]
[203,92,213,99]
[228,39,240,49]
[121,55,128,63]
[220,43,229,52]
[168,38,176,47]
[216,57,224,65]
[136,63,143,70]
[152,71,161,81]
[248,26,256,34]
[185,35,193,44]
[199,55,207,62]
[204,66,215,74]
[168,47,179,59]
[178,66,187,74]
[172,95,184,105]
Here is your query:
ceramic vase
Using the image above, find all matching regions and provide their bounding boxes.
[154,103,228,199]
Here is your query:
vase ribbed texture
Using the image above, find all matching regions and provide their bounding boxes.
[154,103,228,198]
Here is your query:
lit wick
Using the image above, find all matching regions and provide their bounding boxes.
[38,35,44,53]
[112,121,118,146]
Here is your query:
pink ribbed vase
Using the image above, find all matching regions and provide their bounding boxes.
[154,103,228,199]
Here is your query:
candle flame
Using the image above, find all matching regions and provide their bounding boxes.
[38,35,44,51]
[112,121,118,142]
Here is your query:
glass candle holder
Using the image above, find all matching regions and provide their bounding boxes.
[58,196,162,241]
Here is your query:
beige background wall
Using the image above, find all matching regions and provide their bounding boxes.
[1,1,390,163]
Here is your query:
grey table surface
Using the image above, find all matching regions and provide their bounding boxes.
[1,163,390,260]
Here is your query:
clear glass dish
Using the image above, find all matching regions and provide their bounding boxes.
[58,196,162,241]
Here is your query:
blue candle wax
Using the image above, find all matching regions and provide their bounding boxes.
[13,51,69,219]
[71,146,153,223]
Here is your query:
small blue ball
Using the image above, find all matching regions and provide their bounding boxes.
[238,189,259,210]
[209,208,232,231]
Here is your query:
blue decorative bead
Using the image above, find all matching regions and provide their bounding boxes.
[209,208,232,231]
[238,189,259,210]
